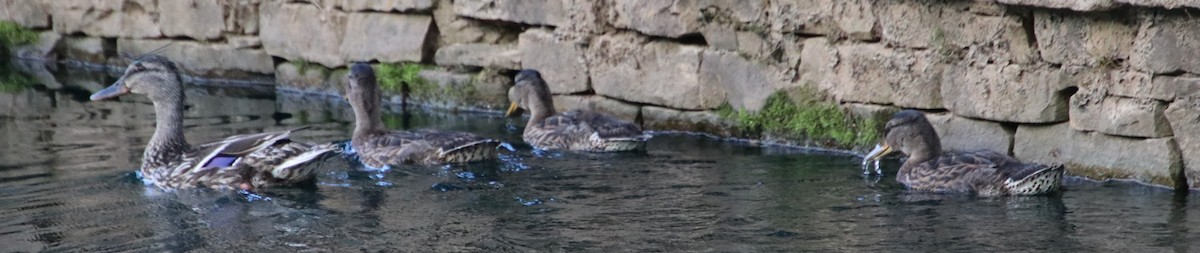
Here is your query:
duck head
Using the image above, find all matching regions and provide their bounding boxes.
[90,54,184,103]
[864,110,942,163]
[506,69,556,118]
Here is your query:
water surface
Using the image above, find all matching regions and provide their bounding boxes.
[1,62,1198,252]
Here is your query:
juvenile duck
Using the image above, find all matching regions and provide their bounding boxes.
[90,55,337,191]
[344,63,499,167]
[863,110,1064,196]
[505,69,649,151]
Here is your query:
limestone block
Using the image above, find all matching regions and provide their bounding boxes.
[335,0,434,12]
[941,64,1075,123]
[551,95,641,123]
[454,0,565,26]
[432,0,515,45]
[993,0,1117,11]
[1130,10,1200,74]
[1034,10,1136,67]
[276,63,331,93]
[641,106,730,134]
[588,33,723,110]
[607,0,705,38]
[49,0,162,38]
[763,0,877,40]
[831,44,943,109]
[699,50,790,111]
[798,37,838,94]
[1156,76,1200,100]
[1069,90,1171,138]
[434,43,521,70]
[1015,123,1182,188]
[341,12,433,64]
[0,0,50,28]
[876,0,1035,64]
[260,3,346,67]
[518,29,589,94]
[159,0,224,40]
[925,113,1013,154]
[61,37,110,64]
[119,39,275,76]
[227,36,262,49]
[223,0,260,34]
[1116,0,1200,8]
[1165,99,1200,189]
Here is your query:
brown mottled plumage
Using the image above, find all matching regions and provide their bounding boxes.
[89,55,337,191]
[344,63,499,168]
[506,69,649,152]
[864,110,1063,196]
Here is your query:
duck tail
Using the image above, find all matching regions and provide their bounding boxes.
[439,139,501,163]
[1005,164,1065,195]
[270,143,339,182]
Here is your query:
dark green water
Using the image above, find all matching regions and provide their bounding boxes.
[1,61,1198,252]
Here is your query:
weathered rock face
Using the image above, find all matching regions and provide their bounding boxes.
[1166,99,1200,189]
[432,0,517,46]
[0,0,50,28]
[48,0,162,38]
[941,64,1075,123]
[158,0,225,40]
[118,39,275,76]
[275,63,333,94]
[551,95,640,123]
[261,3,432,67]
[831,44,943,109]
[434,43,520,70]
[1069,89,1172,138]
[700,50,789,111]
[341,12,432,63]
[335,0,435,12]
[454,0,566,26]
[1130,10,1200,75]
[260,3,346,67]
[10,32,60,60]
[1015,123,1183,187]
[993,0,1117,11]
[1035,10,1136,67]
[607,0,705,38]
[518,29,590,94]
[589,33,723,110]
[925,113,1013,154]
[764,0,877,40]
[877,0,1036,65]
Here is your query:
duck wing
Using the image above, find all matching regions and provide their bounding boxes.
[546,110,646,140]
[932,150,1062,195]
[189,127,311,171]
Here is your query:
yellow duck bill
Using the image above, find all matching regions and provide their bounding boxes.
[864,143,894,161]
[505,102,520,117]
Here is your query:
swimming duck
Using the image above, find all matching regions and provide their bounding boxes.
[505,69,649,151]
[344,63,499,167]
[863,110,1064,196]
[89,55,337,191]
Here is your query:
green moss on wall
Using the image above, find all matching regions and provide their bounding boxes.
[0,21,37,49]
[377,63,478,103]
[718,87,883,148]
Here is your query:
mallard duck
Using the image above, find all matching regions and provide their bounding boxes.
[864,110,1064,196]
[89,55,337,191]
[343,63,499,167]
[505,69,649,151]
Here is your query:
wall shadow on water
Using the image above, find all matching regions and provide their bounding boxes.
[0,61,1198,252]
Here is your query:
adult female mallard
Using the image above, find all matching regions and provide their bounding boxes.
[89,55,338,191]
[343,63,499,168]
[863,110,1064,196]
[505,69,649,151]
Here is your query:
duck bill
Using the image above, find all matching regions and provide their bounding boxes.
[864,144,894,161]
[90,77,130,101]
[504,102,520,117]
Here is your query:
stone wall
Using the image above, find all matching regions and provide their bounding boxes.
[5,0,1200,190]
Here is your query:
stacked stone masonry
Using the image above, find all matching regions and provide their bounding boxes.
[5,0,1200,190]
